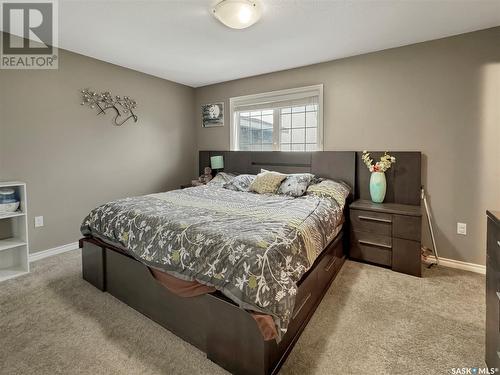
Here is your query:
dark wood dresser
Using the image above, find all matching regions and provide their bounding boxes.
[486,210,500,368]
[350,199,422,277]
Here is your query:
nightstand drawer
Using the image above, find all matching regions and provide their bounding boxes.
[351,209,392,236]
[393,215,421,241]
[350,231,392,266]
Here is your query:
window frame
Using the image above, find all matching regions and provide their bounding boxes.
[229,84,324,151]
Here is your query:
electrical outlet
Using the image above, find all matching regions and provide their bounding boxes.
[457,222,467,235]
[34,216,44,228]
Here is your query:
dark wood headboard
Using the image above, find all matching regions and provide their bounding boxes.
[199,151,356,191]
[199,150,422,206]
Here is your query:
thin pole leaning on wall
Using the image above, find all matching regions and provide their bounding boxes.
[421,186,439,266]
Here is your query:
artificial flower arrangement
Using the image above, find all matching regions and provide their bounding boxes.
[362,151,396,173]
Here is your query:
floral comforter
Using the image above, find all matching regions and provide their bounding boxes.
[80,185,345,338]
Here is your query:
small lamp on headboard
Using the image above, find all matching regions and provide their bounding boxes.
[210,155,224,175]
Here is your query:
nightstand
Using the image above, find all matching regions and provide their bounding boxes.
[349,199,422,277]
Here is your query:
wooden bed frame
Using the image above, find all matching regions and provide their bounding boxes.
[80,151,356,375]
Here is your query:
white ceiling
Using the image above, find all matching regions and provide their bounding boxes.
[36,1,500,87]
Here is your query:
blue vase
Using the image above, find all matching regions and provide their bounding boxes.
[370,172,386,203]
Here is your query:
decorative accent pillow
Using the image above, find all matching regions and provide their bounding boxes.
[277,173,315,197]
[249,171,287,194]
[306,179,351,206]
[207,172,235,187]
[223,174,256,192]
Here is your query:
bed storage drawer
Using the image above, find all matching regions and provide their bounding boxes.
[292,266,318,325]
[316,235,344,292]
[350,209,392,236]
[350,231,392,266]
[277,263,318,354]
[280,231,344,352]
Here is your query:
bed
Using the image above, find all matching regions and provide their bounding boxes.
[79,151,356,375]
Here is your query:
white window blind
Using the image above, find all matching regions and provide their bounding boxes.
[230,85,323,152]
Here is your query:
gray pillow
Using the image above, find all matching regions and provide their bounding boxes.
[223,174,256,192]
[277,173,315,197]
[207,172,235,187]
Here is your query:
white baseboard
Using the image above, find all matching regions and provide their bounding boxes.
[29,242,80,262]
[425,255,485,275]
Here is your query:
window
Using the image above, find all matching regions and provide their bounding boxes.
[237,110,274,151]
[230,85,323,151]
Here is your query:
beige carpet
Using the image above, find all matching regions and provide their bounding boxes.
[0,250,485,375]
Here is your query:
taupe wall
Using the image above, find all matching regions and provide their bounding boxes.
[195,27,500,265]
[0,39,195,253]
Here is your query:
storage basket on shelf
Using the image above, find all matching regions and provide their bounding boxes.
[0,188,20,213]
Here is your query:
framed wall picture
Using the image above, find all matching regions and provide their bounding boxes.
[201,102,224,128]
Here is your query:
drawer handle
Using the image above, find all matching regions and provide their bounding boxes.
[358,215,392,224]
[325,257,337,272]
[496,292,500,301]
[292,292,312,320]
[359,239,392,249]
[497,351,500,360]
[497,241,500,247]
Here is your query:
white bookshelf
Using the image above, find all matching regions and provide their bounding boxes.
[0,182,29,282]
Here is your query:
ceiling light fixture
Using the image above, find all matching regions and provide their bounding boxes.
[211,0,262,30]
